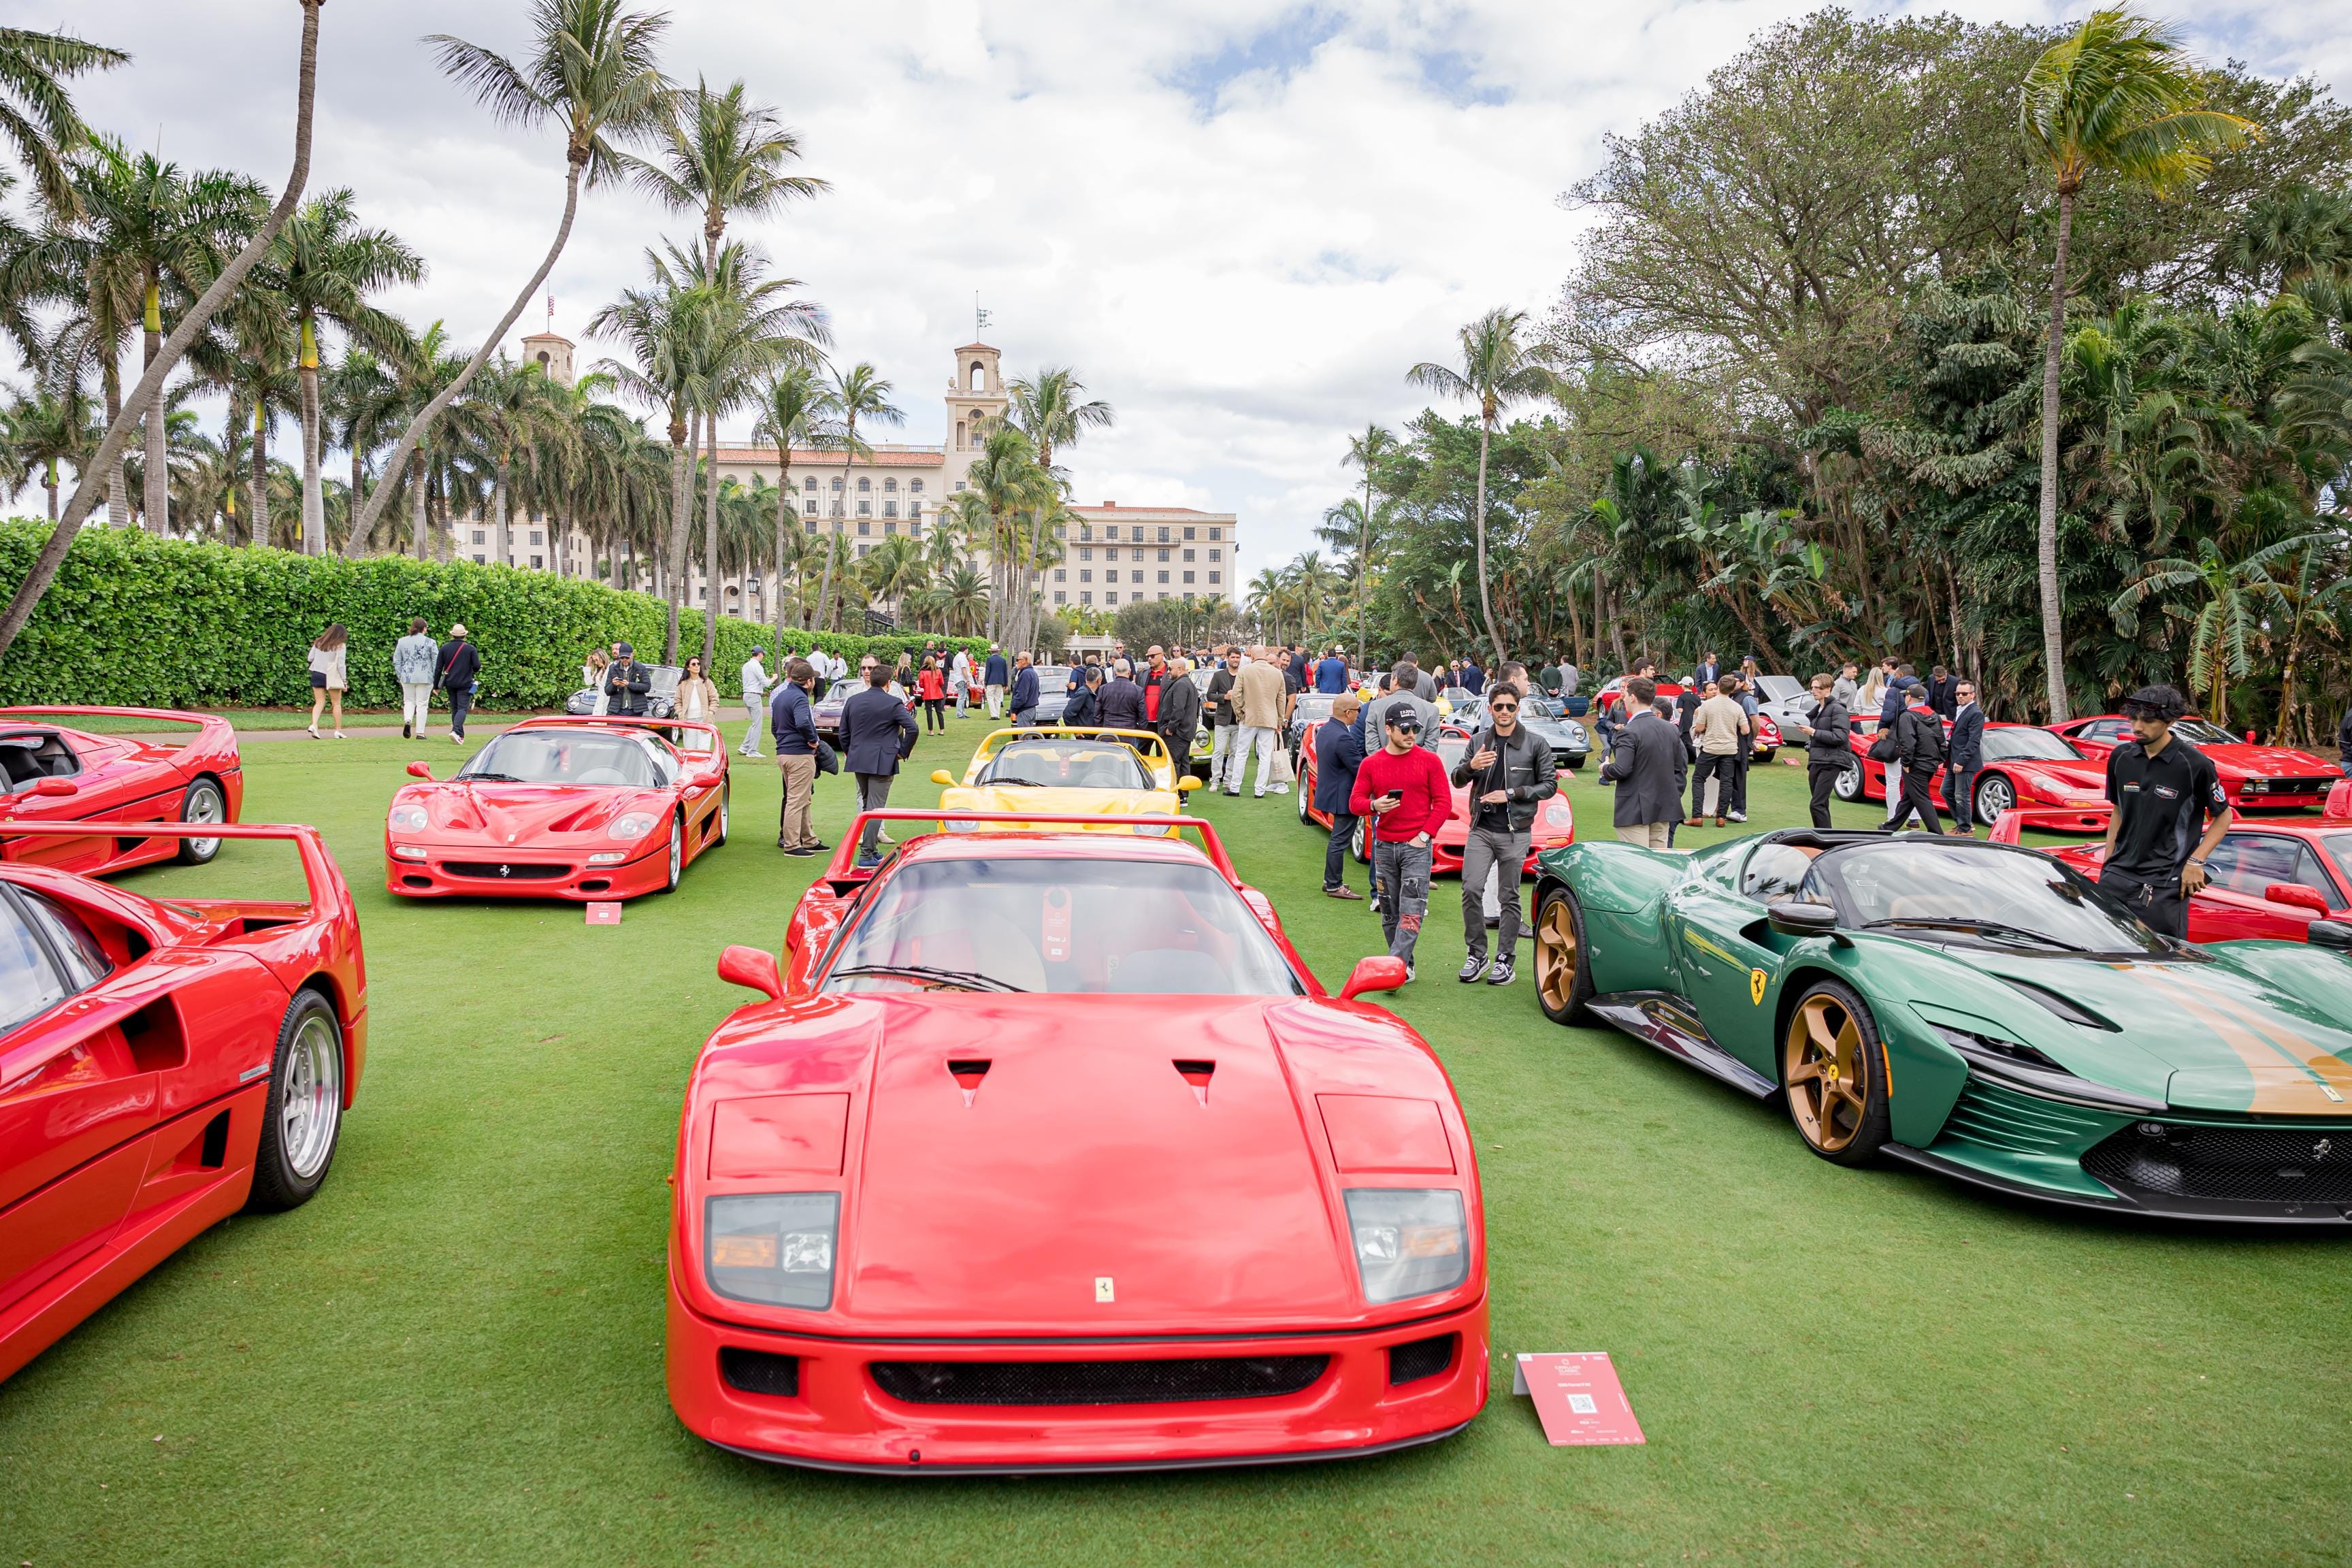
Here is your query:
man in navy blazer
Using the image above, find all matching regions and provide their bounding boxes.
[1315,693,1368,899]
[838,664,919,866]
[1946,679,1987,834]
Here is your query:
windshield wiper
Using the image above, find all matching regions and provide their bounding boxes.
[983,777,1045,788]
[828,963,1026,993]
[1863,917,2087,953]
[458,770,527,783]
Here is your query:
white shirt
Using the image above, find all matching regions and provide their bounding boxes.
[740,655,768,701]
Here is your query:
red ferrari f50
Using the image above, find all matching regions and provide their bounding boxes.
[0,822,365,1384]
[666,810,1489,1473]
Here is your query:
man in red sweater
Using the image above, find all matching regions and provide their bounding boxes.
[1349,707,1453,980]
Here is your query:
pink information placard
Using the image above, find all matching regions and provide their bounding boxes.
[586,902,622,926]
[1515,1352,1646,1446]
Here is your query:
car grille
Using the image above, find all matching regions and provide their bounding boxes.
[1388,1333,1456,1386]
[1936,1079,2114,1157]
[868,1354,1328,1406]
[443,860,570,881]
[719,1347,800,1397]
[2243,776,2335,795]
[2083,1122,2352,1205]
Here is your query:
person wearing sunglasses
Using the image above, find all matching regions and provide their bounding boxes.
[1448,683,1556,985]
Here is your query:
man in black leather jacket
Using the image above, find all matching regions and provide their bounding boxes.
[604,643,653,717]
[1448,688,1556,986]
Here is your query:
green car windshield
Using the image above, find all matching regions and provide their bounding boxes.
[1803,841,2174,956]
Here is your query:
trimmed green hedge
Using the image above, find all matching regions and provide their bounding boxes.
[0,522,990,710]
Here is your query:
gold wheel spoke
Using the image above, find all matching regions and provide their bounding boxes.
[1786,1058,1823,1084]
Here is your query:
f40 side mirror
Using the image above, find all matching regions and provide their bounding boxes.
[930,770,957,786]
[717,944,783,1000]
[406,762,434,781]
[31,778,77,798]
[1339,956,1409,1000]
[2264,882,2332,917]
[1767,900,1841,938]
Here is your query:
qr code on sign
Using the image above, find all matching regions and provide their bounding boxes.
[1568,1394,1597,1414]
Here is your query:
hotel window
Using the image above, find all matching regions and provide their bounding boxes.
[1181,570,1194,584]
[883,477,897,492]
[1183,591,1195,603]
[1131,548,1144,563]
[1157,549,1169,563]
[1105,524,1120,539]
[883,500,897,517]
[832,476,843,491]
[1157,526,1170,542]
[803,476,817,491]
[1079,524,1092,541]
[529,530,543,546]
[1181,549,1194,561]
[1157,570,1169,584]
[1053,523,1064,538]
[1183,526,1196,540]
[1079,547,1092,562]
[954,480,966,492]
[697,586,706,601]
[1054,569,1066,583]
[1130,570,1143,583]
[910,515,922,536]
[858,520,870,535]
[858,477,871,492]
[1106,591,1117,604]
[1081,591,1093,604]
[471,529,485,544]
[1079,569,1092,583]
[1209,528,1222,540]
[1157,591,1169,601]
[910,479,923,494]
[1208,548,1221,561]
[804,516,819,532]
[1054,591,1066,604]
[1209,570,1222,584]
[858,543,870,557]
[532,555,544,568]
[472,553,485,564]
[884,520,896,535]
[858,500,870,516]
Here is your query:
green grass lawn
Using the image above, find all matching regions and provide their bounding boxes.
[1,711,2345,1567]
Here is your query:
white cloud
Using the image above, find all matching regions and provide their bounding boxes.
[36,1,2346,578]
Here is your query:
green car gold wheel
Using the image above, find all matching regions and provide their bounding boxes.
[1782,979,1889,1166]
[1533,885,1594,1026]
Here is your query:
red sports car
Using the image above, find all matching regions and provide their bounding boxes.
[1832,715,2113,830]
[667,808,1488,1473]
[1298,729,1575,875]
[0,706,244,875]
[386,717,728,900]
[0,821,365,1384]
[2050,714,2346,812]
[2004,798,2352,945]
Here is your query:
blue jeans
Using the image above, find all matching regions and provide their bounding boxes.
[1324,811,1358,891]
[1372,839,1432,966]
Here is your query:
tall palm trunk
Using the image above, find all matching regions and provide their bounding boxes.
[2035,186,2076,723]
[772,459,795,653]
[44,461,59,525]
[491,457,510,570]
[223,393,244,545]
[249,402,270,548]
[101,345,127,525]
[299,318,326,554]
[409,448,429,558]
[814,430,854,634]
[142,280,167,534]
[1357,471,1373,662]
[1472,413,1504,668]
[346,440,368,557]
[701,409,722,673]
[662,411,693,662]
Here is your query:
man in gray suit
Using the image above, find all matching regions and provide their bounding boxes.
[1599,677,1686,848]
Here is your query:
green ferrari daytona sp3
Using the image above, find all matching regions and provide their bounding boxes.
[1529,829,2352,1224]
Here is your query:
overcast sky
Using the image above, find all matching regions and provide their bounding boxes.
[31,0,2350,576]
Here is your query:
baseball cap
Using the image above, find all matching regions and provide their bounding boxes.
[2120,684,2186,721]
[1385,709,1422,734]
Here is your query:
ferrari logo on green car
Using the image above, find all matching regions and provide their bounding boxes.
[1750,968,1767,1006]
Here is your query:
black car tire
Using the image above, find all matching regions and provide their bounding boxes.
[1533,884,1594,1026]
[244,987,344,1213]
[1780,979,1891,1166]
[176,776,228,865]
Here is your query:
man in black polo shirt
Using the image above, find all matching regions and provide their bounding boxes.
[2097,685,2231,939]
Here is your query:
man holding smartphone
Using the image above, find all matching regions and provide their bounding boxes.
[1348,708,1453,981]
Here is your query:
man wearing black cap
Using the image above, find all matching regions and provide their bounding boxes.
[604,642,652,717]
[2097,684,2232,938]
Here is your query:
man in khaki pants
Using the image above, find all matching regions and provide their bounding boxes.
[770,658,824,855]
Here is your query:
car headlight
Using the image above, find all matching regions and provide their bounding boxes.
[1344,1188,1467,1304]
[1134,821,1172,836]
[611,811,658,840]
[704,1193,840,1309]
[392,844,427,861]
[587,850,627,865]
[388,804,429,832]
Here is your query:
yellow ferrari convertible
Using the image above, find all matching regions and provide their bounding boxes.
[931,728,1199,833]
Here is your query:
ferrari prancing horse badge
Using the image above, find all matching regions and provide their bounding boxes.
[1749,968,1767,1005]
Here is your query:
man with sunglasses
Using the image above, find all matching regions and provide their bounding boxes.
[2097,684,2231,939]
[1450,683,1556,985]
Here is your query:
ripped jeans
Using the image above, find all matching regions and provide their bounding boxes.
[1373,838,1433,968]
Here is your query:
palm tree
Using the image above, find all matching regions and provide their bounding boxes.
[256,189,423,553]
[1341,423,1396,658]
[3,380,95,522]
[590,259,707,655]
[813,362,901,634]
[0,0,323,660]
[459,355,566,572]
[753,362,826,646]
[1245,568,1288,645]
[355,0,675,547]
[2018,7,2254,722]
[1005,366,1113,653]
[1408,308,1554,668]
[2110,533,2312,725]
[957,425,1055,644]
[630,76,825,272]
[0,26,127,218]
[924,560,990,637]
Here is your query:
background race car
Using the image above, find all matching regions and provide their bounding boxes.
[0,707,243,875]
[1835,716,2111,830]
[2051,715,2346,812]
[1298,728,1575,874]
[931,728,1198,833]
[2026,806,2352,944]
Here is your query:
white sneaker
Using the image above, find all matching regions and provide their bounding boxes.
[1273,783,1290,794]
[1726,811,1746,822]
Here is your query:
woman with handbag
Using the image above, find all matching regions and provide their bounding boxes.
[307,624,348,739]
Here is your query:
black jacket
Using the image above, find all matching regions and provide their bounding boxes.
[1896,704,1946,772]
[1203,667,1237,726]
[1926,675,1958,718]
[1948,704,1985,770]
[839,686,918,775]
[1801,696,1852,768]
[1313,718,1365,816]
[1009,665,1040,713]
[1062,681,1100,728]
[1155,672,1200,753]
[602,658,653,716]
[1450,723,1558,833]
[1600,711,1686,829]
[1098,677,1146,732]
[435,639,480,693]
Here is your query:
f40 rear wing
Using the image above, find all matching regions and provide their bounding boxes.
[823,808,1238,893]
[0,819,350,917]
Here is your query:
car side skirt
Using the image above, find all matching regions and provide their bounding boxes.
[1879,1142,2352,1226]
[1588,990,1777,1098]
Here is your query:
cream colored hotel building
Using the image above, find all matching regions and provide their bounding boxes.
[465,335,1240,619]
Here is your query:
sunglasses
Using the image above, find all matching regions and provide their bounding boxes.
[1489,700,1519,710]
